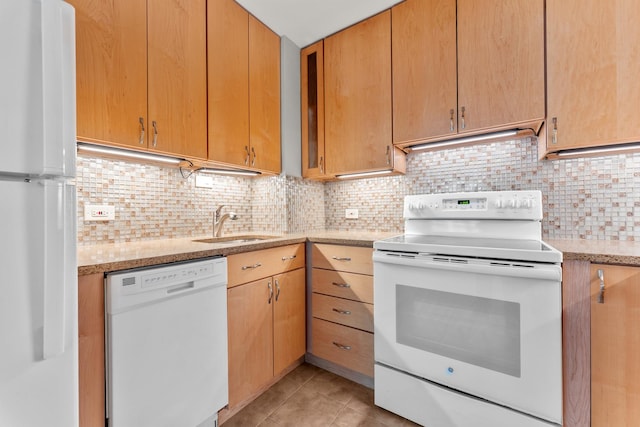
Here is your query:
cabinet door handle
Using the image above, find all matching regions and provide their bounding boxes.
[281,255,297,261]
[320,156,324,174]
[268,280,273,304]
[332,256,351,261]
[241,262,262,270]
[552,117,558,145]
[449,108,455,131]
[332,342,352,351]
[251,147,256,166]
[275,279,281,302]
[460,106,466,130]
[332,282,351,288]
[332,308,351,315]
[138,117,145,145]
[386,145,391,165]
[151,120,158,147]
[244,146,250,165]
[597,269,605,304]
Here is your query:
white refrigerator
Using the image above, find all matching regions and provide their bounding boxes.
[0,1,79,426]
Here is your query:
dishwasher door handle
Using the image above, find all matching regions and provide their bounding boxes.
[167,282,195,294]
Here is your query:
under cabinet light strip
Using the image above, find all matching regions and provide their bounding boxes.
[555,143,640,158]
[77,142,183,165]
[197,168,261,177]
[336,170,393,179]
[410,130,519,151]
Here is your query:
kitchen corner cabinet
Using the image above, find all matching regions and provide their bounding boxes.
[310,244,374,377]
[208,0,281,174]
[300,41,326,179]
[324,11,405,177]
[226,244,305,410]
[391,0,545,146]
[78,273,105,427]
[70,0,208,159]
[590,264,640,426]
[545,0,640,154]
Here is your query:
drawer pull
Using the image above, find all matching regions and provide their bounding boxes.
[332,308,351,315]
[282,255,297,261]
[241,262,262,270]
[332,256,352,261]
[331,282,351,288]
[332,342,352,351]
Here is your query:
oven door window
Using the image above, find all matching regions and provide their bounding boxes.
[396,285,520,377]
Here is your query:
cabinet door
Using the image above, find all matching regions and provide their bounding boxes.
[457,0,545,133]
[547,0,640,151]
[147,0,207,159]
[207,0,250,166]
[70,0,147,149]
[273,268,306,376]
[249,16,281,173]
[78,274,105,427]
[590,264,640,426]
[301,41,326,178]
[324,11,392,175]
[227,278,274,408]
[392,0,457,144]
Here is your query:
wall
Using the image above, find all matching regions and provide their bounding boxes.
[77,137,640,245]
[325,137,640,241]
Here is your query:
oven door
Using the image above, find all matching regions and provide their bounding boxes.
[373,251,562,424]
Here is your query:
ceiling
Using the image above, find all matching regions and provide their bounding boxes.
[235,0,404,48]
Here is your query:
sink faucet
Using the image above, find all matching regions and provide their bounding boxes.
[213,205,238,237]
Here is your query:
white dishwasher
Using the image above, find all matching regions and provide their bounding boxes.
[106,257,228,427]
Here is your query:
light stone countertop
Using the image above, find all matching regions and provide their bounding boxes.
[78,233,640,276]
[77,230,400,276]
[546,239,640,266]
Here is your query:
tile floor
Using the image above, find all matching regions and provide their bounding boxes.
[222,363,419,427]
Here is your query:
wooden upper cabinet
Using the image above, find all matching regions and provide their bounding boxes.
[546,0,640,153]
[249,16,281,173]
[392,0,457,144]
[207,0,250,167]
[300,41,326,179]
[70,0,147,149]
[71,0,207,159]
[590,264,640,426]
[457,0,545,134]
[147,0,207,159]
[208,0,281,174]
[324,11,394,176]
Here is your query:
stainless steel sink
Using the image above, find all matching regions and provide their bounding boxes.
[192,235,279,244]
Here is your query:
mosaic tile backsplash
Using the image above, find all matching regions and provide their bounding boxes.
[77,137,640,245]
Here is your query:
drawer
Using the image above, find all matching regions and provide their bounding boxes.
[312,293,373,332]
[311,244,373,275]
[311,318,373,377]
[228,244,305,287]
[312,268,373,304]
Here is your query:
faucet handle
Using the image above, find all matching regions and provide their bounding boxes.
[214,205,225,220]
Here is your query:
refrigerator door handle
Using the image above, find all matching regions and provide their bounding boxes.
[42,181,69,359]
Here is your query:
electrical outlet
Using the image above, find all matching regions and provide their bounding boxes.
[84,204,115,221]
[195,175,214,188]
[345,208,359,219]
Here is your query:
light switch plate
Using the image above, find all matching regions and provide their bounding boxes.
[345,208,359,219]
[84,204,115,221]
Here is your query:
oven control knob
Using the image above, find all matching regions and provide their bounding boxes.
[494,199,504,209]
[508,199,518,208]
[522,199,533,209]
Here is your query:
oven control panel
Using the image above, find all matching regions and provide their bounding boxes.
[404,190,543,220]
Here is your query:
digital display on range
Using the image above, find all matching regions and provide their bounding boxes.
[458,200,470,205]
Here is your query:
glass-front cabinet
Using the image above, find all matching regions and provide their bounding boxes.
[300,40,326,179]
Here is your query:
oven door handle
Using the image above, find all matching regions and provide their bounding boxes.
[373,252,561,281]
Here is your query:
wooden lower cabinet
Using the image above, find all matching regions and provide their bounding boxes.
[78,273,105,427]
[309,244,374,381]
[226,245,306,412]
[590,264,640,427]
